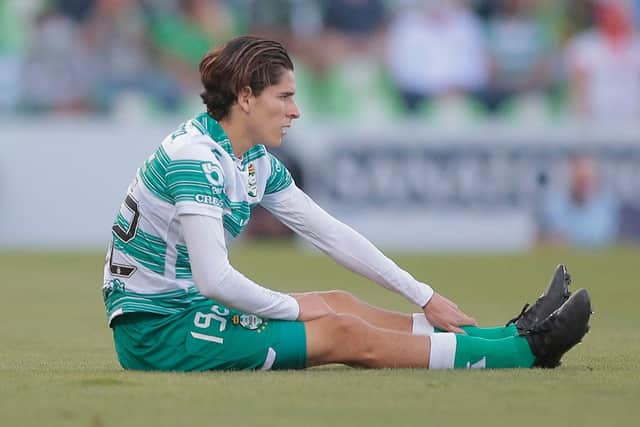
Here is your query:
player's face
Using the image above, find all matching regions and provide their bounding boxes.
[248,69,300,148]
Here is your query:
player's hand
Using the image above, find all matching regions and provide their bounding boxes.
[294,293,335,321]
[422,292,477,334]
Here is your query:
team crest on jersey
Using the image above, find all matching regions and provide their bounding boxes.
[231,314,264,330]
[247,163,258,197]
[201,162,224,193]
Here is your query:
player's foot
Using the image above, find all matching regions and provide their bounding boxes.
[521,288,592,368]
[507,264,572,332]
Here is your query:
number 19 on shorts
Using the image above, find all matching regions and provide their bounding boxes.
[190,305,230,344]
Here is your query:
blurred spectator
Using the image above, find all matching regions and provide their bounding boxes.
[55,0,97,22]
[319,0,387,57]
[148,0,237,67]
[565,0,640,122]
[562,0,598,39]
[472,0,500,20]
[284,1,391,121]
[484,0,555,114]
[5,0,640,121]
[19,5,94,113]
[245,0,295,42]
[147,0,239,110]
[322,0,386,38]
[79,0,180,115]
[0,1,28,112]
[385,0,488,114]
[538,153,620,247]
[619,202,640,242]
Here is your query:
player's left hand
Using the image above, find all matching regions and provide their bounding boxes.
[422,292,477,334]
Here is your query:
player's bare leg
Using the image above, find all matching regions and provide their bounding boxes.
[299,264,574,339]
[303,289,591,370]
[298,290,524,339]
[299,290,494,337]
[304,313,429,368]
[294,291,413,333]
[298,290,475,337]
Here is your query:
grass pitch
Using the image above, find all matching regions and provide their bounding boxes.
[1,243,639,427]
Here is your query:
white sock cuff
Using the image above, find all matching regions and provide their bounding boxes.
[428,332,457,369]
[412,313,435,336]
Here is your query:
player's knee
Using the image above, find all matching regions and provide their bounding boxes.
[336,314,378,366]
[329,314,378,363]
[322,290,358,307]
[330,313,367,340]
[306,313,374,366]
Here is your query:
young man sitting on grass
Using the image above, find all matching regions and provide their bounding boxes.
[103,36,592,372]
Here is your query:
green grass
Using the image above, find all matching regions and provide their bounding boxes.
[1,243,639,427]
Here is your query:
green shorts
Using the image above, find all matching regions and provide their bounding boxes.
[111,299,307,372]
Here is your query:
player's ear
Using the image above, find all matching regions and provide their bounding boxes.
[237,86,253,114]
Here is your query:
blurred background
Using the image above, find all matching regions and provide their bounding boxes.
[0,0,639,251]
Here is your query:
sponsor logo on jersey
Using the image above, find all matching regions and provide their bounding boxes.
[202,162,224,192]
[247,163,258,197]
[195,194,223,207]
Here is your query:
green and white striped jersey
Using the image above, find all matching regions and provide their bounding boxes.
[102,113,293,324]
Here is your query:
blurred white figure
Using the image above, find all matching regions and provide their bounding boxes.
[565,0,640,122]
[386,0,488,112]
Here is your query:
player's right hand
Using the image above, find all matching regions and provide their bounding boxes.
[294,293,335,321]
[422,292,477,334]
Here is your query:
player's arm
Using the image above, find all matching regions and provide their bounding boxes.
[167,141,329,321]
[261,185,432,305]
[180,213,332,321]
[261,185,476,333]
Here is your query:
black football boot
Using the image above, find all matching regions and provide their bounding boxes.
[521,288,592,368]
[507,264,572,332]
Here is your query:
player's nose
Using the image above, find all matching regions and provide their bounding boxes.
[288,100,301,120]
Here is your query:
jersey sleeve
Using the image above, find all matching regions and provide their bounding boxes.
[181,214,300,320]
[261,185,434,307]
[166,144,226,218]
[264,152,294,196]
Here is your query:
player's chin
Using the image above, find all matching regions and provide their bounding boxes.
[265,136,284,148]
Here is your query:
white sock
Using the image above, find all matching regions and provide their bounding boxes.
[428,332,457,369]
[412,313,435,336]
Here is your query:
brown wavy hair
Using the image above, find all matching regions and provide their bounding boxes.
[199,35,294,120]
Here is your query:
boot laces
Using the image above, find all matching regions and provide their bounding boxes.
[506,303,529,327]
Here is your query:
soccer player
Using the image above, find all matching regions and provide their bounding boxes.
[103,36,591,372]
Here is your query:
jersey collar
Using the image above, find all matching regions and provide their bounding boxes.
[193,112,237,159]
[193,112,266,169]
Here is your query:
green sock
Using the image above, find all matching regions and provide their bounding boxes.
[453,334,535,369]
[435,324,518,339]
